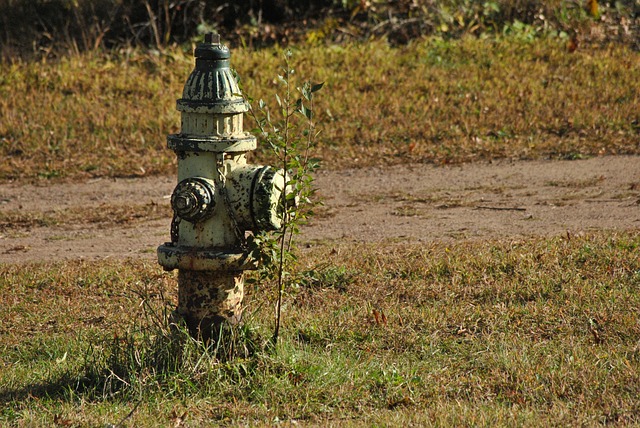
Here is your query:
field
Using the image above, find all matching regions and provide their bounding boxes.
[1,22,640,428]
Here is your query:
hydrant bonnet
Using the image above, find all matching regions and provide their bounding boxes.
[178,34,247,115]
[167,34,256,154]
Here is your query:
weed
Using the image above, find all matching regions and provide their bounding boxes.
[79,295,261,401]
[244,49,323,345]
[4,0,639,57]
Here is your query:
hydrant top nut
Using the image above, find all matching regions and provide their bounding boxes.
[195,34,230,61]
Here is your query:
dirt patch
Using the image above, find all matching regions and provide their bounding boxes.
[0,156,638,264]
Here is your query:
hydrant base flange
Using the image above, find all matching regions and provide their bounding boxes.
[157,244,257,271]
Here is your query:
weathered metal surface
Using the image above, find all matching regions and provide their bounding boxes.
[167,134,256,153]
[157,34,287,342]
[176,270,244,342]
[177,32,247,115]
[226,165,287,231]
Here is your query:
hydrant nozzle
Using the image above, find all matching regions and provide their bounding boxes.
[158,34,287,342]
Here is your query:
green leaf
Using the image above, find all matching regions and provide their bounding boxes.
[311,82,324,93]
[299,85,311,101]
[304,106,313,120]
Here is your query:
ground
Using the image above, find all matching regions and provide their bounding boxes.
[1,155,638,264]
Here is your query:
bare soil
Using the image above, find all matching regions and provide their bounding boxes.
[0,156,638,264]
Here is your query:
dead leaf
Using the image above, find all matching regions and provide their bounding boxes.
[372,309,387,326]
[53,414,73,426]
[587,0,599,17]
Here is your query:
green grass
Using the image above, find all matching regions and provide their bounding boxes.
[1,35,639,180]
[1,232,639,425]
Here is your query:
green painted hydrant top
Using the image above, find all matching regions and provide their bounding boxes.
[178,33,247,114]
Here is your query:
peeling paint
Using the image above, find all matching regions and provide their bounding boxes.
[157,34,288,341]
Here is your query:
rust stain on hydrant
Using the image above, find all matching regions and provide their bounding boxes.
[158,33,286,342]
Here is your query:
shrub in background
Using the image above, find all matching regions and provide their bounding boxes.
[1,0,638,59]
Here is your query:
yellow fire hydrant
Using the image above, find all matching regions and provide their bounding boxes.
[158,33,286,342]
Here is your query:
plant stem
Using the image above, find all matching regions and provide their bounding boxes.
[272,53,293,346]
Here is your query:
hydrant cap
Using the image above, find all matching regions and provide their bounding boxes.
[177,33,248,114]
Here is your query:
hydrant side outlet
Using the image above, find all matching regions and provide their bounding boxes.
[157,34,287,342]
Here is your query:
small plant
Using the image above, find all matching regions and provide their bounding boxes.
[245,49,323,346]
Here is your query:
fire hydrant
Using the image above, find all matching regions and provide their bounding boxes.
[158,34,286,342]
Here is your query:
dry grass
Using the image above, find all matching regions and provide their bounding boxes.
[1,232,638,425]
[1,36,638,180]
[0,202,169,233]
